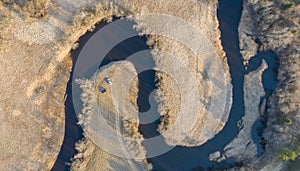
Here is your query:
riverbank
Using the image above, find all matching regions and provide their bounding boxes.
[0,0,131,170]
[145,0,233,145]
[1,0,298,170]
[237,0,300,169]
[223,60,267,162]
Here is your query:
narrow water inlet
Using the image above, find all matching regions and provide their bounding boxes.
[247,51,279,157]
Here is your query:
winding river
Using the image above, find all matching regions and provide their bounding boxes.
[52,0,278,170]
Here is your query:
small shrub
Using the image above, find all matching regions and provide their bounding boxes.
[282,2,295,10]
[284,116,293,125]
[23,0,48,19]
[0,22,10,52]
[72,42,79,50]
[291,30,298,35]
[276,112,293,125]
[278,148,298,161]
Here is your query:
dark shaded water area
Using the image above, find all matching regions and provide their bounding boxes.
[51,80,83,171]
[247,51,279,157]
[52,0,279,170]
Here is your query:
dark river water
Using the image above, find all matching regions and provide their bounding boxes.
[51,0,278,170]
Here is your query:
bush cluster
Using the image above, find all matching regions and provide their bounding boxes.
[2,0,48,19]
[278,147,300,161]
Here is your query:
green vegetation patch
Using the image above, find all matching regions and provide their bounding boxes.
[291,30,298,35]
[282,2,295,10]
[284,116,293,125]
[278,147,300,161]
[276,114,291,125]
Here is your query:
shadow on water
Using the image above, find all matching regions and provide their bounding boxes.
[51,20,113,171]
[51,79,83,171]
[52,0,279,170]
